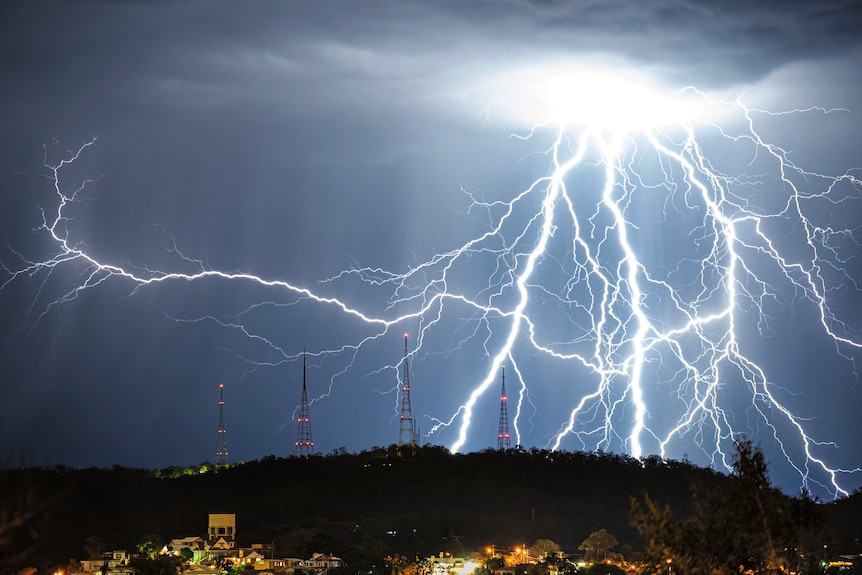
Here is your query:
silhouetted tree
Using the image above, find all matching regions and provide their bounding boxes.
[579,530,619,563]
[128,555,181,575]
[0,469,69,573]
[83,536,108,560]
[631,439,826,575]
[529,539,561,559]
[584,564,625,575]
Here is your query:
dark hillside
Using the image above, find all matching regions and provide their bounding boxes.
[1,447,858,573]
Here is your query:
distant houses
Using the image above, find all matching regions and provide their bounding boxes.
[79,550,132,575]
[78,513,343,575]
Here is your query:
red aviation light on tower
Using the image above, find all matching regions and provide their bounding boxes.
[398,332,417,456]
[295,350,315,457]
[497,365,511,450]
[215,383,228,467]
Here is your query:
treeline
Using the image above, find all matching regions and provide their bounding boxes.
[1,446,860,574]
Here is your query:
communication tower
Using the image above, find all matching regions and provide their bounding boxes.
[215,384,228,467]
[295,350,315,457]
[497,366,511,450]
[398,333,417,456]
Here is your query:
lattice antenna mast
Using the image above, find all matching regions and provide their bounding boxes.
[398,333,417,456]
[215,384,228,467]
[497,365,511,450]
[295,350,315,457]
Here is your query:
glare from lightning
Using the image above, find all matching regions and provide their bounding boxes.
[3,67,862,499]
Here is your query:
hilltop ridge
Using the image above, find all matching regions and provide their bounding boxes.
[3,446,859,573]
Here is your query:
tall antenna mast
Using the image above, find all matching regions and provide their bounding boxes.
[398,333,417,456]
[295,350,315,457]
[215,384,228,467]
[497,365,511,450]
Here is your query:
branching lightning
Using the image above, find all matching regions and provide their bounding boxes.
[3,70,862,498]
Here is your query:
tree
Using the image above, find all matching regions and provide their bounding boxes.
[128,554,181,575]
[214,555,232,573]
[397,563,427,575]
[579,529,619,563]
[585,564,626,575]
[83,536,108,560]
[631,439,826,575]
[137,534,164,559]
[529,539,561,560]
[0,469,70,571]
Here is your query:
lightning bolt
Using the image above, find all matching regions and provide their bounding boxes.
[3,71,862,499]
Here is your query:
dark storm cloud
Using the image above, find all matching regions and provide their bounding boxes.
[2,1,858,184]
[490,0,862,84]
[5,0,862,119]
[4,0,859,175]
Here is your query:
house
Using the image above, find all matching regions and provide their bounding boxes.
[171,537,205,555]
[80,550,131,574]
[253,558,303,573]
[305,553,343,572]
[207,537,236,552]
[253,559,288,572]
[233,549,265,568]
[200,535,237,563]
[182,566,217,575]
[109,551,130,566]
[80,560,105,573]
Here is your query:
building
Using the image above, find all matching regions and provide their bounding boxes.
[170,537,205,555]
[253,558,304,573]
[207,513,236,539]
[305,553,343,573]
[79,551,131,575]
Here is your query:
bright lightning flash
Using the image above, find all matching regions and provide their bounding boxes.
[3,68,862,499]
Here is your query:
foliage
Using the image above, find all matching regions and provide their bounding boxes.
[515,563,546,575]
[584,563,626,575]
[0,468,70,573]
[396,562,427,575]
[83,536,108,560]
[214,555,232,572]
[631,439,826,575]
[128,554,181,575]
[137,534,164,559]
[578,529,619,563]
[530,539,561,559]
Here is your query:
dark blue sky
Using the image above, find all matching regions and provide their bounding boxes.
[1,1,861,499]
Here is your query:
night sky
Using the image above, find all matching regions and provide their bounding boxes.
[2,1,862,499]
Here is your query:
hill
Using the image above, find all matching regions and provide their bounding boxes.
[2,446,859,573]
